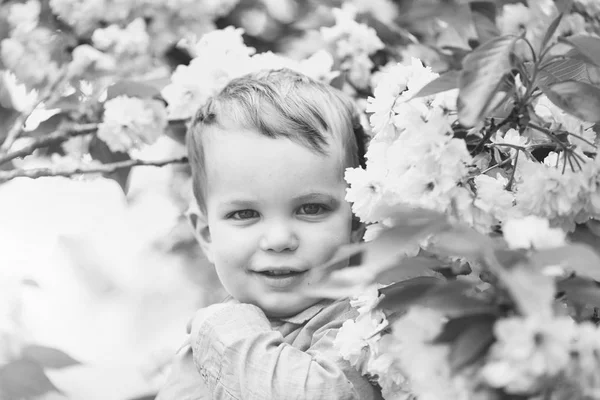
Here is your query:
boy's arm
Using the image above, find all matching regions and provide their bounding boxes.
[190,303,381,400]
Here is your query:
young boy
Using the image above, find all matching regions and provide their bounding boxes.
[156,68,381,400]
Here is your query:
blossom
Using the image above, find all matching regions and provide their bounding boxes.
[567,322,600,398]
[0,28,60,89]
[321,4,384,88]
[334,309,388,374]
[474,173,515,223]
[97,96,168,152]
[502,216,566,250]
[497,3,531,35]
[493,128,529,158]
[49,0,107,34]
[515,156,590,231]
[92,18,150,56]
[482,316,576,394]
[7,0,40,35]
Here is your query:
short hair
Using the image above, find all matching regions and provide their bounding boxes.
[187,68,367,213]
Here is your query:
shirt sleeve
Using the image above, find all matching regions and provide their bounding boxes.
[191,303,380,400]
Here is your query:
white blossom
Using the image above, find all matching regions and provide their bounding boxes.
[503,216,566,250]
[482,316,576,394]
[97,96,168,153]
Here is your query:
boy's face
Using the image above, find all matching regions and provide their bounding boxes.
[197,126,353,318]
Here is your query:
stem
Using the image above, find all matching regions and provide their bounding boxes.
[567,131,598,149]
[505,149,519,191]
[480,156,513,175]
[0,156,189,183]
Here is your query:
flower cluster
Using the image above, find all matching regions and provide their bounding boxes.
[1,1,60,89]
[321,4,384,89]
[97,96,168,153]
[345,59,491,239]
[161,27,336,119]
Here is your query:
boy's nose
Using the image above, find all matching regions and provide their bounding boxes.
[259,222,299,252]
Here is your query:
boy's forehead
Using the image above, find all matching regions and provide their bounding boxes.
[201,127,347,192]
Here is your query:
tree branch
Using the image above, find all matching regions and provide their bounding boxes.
[0,156,189,183]
[0,69,68,155]
[0,123,98,166]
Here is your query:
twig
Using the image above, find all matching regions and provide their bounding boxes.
[0,70,68,154]
[0,123,98,166]
[0,156,189,183]
[479,156,513,175]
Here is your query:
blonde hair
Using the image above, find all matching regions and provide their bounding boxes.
[187,68,366,213]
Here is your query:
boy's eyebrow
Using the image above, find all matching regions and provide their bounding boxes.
[293,192,339,204]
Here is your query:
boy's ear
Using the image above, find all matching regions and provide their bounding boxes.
[187,206,214,264]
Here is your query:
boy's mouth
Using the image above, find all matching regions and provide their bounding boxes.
[258,269,306,277]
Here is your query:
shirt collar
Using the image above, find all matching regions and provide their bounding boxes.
[275,299,334,325]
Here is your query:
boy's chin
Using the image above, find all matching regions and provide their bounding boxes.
[254,297,321,319]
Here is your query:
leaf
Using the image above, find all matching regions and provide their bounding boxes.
[413,280,496,318]
[541,80,600,122]
[486,249,556,317]
[89,135,131,192]
[540,11,565,53]
[537,58,591,88]
[22,345,81,369]
[106,80,161,101]
[530,243,600,281]
[563,35,600,68]
[428,225,496,259]
[447,314,496,372]
[374,255,442,285]
[0,359,59,400]
[411,70,460,99]
[556,276,600,307]
[377,276,443,312]
[458,35,519,127]
[470,2,500,45]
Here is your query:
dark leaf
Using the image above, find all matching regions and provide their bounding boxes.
[458,35,519,127]
[530,243,600,281]
[164,119,189,145]
[89,135,131,192]
[377,276,443,312]
[434,314,496,371]
[541,80,600,122]
[411,70,460,99]
[375,255,442,285]
[413,280,496,318]
[0,359,59,400]
[564,286,600,308]
[563,35,600,68]
[493,248,529,269]
[471,3,500,45]
[557,275,597,293]
[106,80,161,101]
[22,345,81,369]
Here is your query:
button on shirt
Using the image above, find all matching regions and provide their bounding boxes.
[156,298,383,400]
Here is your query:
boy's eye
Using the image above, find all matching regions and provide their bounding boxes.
[298,203,327,215]
[228,210,259,220]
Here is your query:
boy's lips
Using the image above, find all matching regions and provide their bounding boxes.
[251,268,309,289]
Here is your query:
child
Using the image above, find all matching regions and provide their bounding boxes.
[157,68,382,400]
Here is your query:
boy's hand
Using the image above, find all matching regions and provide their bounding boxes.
[186,298,240,337]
